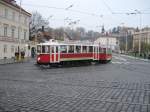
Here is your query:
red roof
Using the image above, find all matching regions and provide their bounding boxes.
[2,0,31,16]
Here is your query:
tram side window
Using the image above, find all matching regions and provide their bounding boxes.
[82,46,87,53]
[76,46,81,53]
[42,46,46,53]
[60,45,67,53]
[45,46,50,53]
[89,46,93,53]
[99,47,102,53]
[56,46,58,53]
[37,45,41,53]
[103,48,106,53]
[51,46,54,53]
[68,45,74,53]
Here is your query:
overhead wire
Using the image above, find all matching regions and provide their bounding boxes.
[22,3,103,17]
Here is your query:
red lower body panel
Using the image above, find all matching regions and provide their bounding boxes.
[37,53,112,64]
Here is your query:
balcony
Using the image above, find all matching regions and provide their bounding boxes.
[0,36,19,43]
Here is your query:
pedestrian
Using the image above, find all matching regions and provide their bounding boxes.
[144,53,146,59]
[21,51,25,60]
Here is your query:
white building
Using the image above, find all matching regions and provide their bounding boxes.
[0,0,31,59]
[94,36,118,51]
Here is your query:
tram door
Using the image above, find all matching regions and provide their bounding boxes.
[93,46,99,60]
[50,46,60,63]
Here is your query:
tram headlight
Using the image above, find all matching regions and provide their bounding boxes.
[37,57,41,61]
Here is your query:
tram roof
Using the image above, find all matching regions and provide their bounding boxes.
[37,40,95,46]
[37,39,111,48]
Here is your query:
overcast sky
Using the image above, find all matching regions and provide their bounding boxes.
[16,0,150,32]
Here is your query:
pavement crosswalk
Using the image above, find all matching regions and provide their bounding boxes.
[112,55,130,65]
[111,61,130,65]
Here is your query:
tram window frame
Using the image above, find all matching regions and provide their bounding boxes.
[99,47,102,53]
[60,45,67,53]
[103,48,106,53]
[51,46,54,53]
[56,46,58,53]
[89,46,93,53]
[45,46,50,53]
[42,46,46,53]
[68,45,74,53]
[82,46,87,53]
[76,46,81,53]
[37,45,41,53]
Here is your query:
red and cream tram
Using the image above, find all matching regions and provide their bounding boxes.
[36,39,112,66]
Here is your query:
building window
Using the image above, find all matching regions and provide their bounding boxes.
[24,30,27,40]
[4,45,7,53]
[15,47,18,52]
[4,8,8,18]
[11,46,14,53]
[4,25,8,37]
[12,12,15,21]
[18,27,22,39]
[24,17,27,25]
[11,26,15,38]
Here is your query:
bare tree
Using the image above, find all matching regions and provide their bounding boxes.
[30,11,49,40]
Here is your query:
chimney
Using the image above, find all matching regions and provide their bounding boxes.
[42,26,44,32]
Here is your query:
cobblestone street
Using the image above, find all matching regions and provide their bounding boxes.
[0,55,150,112]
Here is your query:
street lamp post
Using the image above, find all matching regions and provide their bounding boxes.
[120,23,128,53]
[125,30,128,53]
[135,10,142,55]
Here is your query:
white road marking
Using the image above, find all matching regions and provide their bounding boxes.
[120,54,150,62]
[111,61,130,64]
[113,56,127,61]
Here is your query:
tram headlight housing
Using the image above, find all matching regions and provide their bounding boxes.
[37,57,41,61]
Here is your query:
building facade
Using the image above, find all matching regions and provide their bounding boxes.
[94,36,118,51]
[0,0,31,59]
[133,30,150,52]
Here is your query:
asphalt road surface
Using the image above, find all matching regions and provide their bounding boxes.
[0,54,150,112]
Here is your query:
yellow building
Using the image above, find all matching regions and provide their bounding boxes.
[0,0,31,59]
[133,30,150,51]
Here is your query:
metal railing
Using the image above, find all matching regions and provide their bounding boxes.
[0,36,28,43]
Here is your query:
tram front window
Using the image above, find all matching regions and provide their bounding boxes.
[89,46,93,53]
[37,45,41,53]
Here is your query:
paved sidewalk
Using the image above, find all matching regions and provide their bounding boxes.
[119,54,150,62]
[0,58,31,65]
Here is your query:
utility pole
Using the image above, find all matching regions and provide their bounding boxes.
[125,30,128,53]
